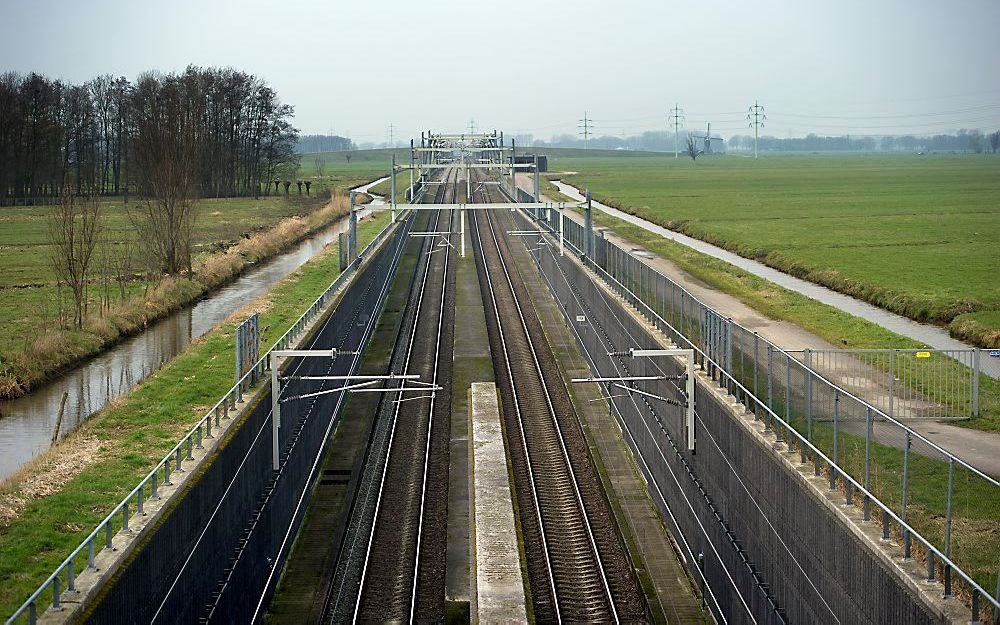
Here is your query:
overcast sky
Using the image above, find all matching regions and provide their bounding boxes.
[3,0,999,143]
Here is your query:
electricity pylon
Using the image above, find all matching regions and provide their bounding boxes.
[747,101,766,158]
[578,112,593,149]
[669,103,685,158]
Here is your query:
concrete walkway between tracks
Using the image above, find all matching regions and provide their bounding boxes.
[516,175,1000,477]
[469,382,528,624]
[447,216,495,620]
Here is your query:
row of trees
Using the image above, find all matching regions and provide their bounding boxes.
[297,134,354,153]
[728,129,1000,153]
[0,66,300,203]
[512,129,1000,154]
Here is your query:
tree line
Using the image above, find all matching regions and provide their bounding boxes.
[513,128,1000,154]
[728,130,1000,154]
[296,134,354,153]
[0,66,300,204]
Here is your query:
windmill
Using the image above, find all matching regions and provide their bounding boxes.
[691,123,724,154]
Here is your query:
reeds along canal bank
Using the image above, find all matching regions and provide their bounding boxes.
[0,209,394,620]
[0,180,387,482]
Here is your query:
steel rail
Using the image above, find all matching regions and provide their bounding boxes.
[407,168,456,620]
[352,166,456,622]
[474,182,618,622]
[524,206,1000,618]
[6,202,410,625]
[469,195,559,621]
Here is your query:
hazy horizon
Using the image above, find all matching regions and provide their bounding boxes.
[3,0,999,143]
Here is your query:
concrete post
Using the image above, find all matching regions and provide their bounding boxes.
[409,139,415,201]
[533,154,540,203]
[271,363,280,470]
[235,322,242,400]
[390,154,397,222]
[511,139,516,197]
[559,206,564,256]
[348,191,358,263]
[584,189,593,260]
[338,232,348,272]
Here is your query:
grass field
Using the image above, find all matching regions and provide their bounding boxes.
[0,212,392,619]
[538,175,1000,432]
[547,153,1000,347]
[0,151,394,396]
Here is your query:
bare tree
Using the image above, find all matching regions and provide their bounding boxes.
[345,152,352,163]
[112,234,136,301]
[129,76,199,275]
[685,136,703,161]
[990,130,1000,154]
[48,189,101,327]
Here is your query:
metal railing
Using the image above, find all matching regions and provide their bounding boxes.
[786,348,980,420]
[525,206,1000,621]
[6,213,404,625]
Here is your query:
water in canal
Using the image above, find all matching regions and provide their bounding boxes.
[550,179,998,380]
[0,180,387,481]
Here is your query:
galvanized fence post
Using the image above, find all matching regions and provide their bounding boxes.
[945,457,955,559]
[864,406,872,521]
[888,349,895,417]
[973,348,980,418]
[753,333,760,419]
[785,352,791,441]
[726,319,733,394]
[767,344,774,421]
[902,430,911,559]
[737,327,745,394]
[804,349,813,441]
[831,390,839,490]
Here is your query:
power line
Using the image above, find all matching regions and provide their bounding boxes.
[747,100,766,158]
[771,103,1000,120]
[668,103,685,158]
[578,112,593,149]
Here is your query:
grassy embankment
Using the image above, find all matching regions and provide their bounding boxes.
[550,153,1000,347]
[0,211,392,618]
[539,155,999,432]
[0,154,396,399]
[536,174,999,596]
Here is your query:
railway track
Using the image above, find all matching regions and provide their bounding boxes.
[469,179,647,622]
[324,168,458,623]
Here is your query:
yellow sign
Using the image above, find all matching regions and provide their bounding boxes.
[916,351,931,358]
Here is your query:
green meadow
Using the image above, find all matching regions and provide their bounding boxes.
[548,153,1000,346]
[0,151,393,394]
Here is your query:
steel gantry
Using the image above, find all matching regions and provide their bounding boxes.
[339,131,591,261]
